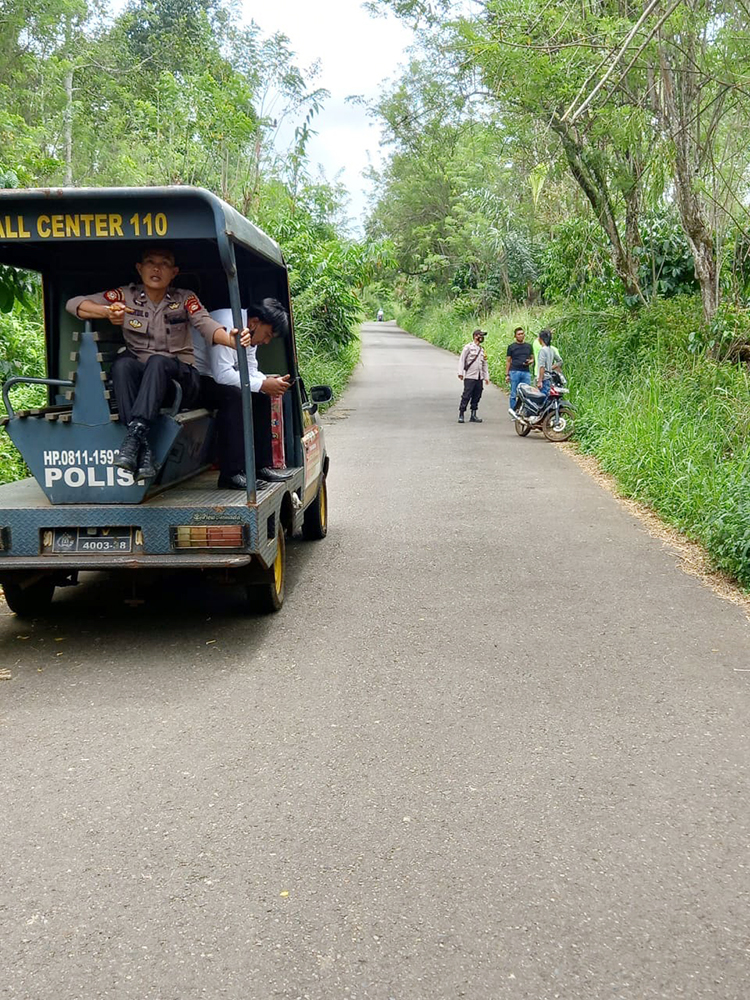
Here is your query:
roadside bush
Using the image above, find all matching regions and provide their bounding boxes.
[690,300,750,363]
[0,297,46,484]
[539,218,620,308]
[538,212,699,310]
[635,211,697,300]
[295,329,360,404]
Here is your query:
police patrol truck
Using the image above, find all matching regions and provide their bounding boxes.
[0,187,331,615]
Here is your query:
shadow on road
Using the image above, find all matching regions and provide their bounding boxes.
[0,534,321,676]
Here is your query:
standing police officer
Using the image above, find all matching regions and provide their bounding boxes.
[457,329,490,423]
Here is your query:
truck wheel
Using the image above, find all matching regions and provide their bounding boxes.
[302,476,328,540]
[247,525,286,613]
[3,577,56,617]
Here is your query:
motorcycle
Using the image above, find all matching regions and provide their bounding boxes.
[513,370,575,441]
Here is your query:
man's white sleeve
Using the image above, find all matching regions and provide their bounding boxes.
[209,342,266,392]
[246,345,266,392]
[210,343,240,388]
[207,308,265,391]
[458,345,468,375]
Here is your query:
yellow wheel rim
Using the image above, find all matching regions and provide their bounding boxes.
[320,482,327,529]
[273,534,284,594]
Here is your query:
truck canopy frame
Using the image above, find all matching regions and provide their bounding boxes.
[0,186,302,502]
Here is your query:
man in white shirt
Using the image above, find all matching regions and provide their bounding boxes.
[208,307,291,399]
[194,298,294,490]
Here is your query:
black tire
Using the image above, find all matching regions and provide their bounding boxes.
[2,577,56,617]
[247,525,286,613]
[542,405,575,442]
[514,419,531,437]
[302,476,328,540]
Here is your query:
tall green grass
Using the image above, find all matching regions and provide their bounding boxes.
[399,295,750,589]
[295,327,360,403]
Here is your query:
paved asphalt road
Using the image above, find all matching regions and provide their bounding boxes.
[1,321,749,1000]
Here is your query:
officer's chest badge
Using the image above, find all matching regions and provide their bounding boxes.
[168,301,180,310]
[129,319,143,329]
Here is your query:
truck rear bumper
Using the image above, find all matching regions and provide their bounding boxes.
[0,553,253,571]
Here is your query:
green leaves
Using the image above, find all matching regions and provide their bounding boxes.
[275,209,394,348]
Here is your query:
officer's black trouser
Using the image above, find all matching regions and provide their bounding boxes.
[112,352,200,426]
[198,376,272,475]
[459,378,483,414]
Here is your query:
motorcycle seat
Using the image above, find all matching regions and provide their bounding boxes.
[518,386,546,403]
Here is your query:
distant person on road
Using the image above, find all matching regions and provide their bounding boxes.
[457,329,489,423]
[536,329,563,395]
[505,326,534,418]
[376,308,384,321]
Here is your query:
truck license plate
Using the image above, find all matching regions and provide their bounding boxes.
[52,527,133,553]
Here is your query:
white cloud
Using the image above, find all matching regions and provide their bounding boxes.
[107,0,413,231]
[243,0,414,232]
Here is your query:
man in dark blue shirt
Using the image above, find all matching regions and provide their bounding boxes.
[505,327,534,417]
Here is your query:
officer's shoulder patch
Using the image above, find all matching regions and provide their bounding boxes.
[185,295,201,316]
[104,288,123,303]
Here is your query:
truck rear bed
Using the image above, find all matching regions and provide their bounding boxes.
[0,469,304,570]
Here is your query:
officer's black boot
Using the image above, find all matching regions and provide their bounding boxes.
[137,442,156,480]
[469,411,482,423]
[458,411,465,423]
[115,418,149,474]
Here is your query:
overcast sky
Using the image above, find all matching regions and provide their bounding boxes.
[244,0,415,232]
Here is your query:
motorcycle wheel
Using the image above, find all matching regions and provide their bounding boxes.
[542,406,575,442]
[514,418,531,437]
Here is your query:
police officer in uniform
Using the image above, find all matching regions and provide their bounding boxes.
[457,329,490,423]
[66,246,248,479]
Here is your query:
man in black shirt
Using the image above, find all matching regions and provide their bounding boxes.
[505,326,534,417]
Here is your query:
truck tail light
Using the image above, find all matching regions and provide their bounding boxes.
[172,525,245,549]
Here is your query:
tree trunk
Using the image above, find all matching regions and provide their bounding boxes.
[63,65,74,186]
[670,100,717,320]
[655,30,719,322]
[553,119,643,302]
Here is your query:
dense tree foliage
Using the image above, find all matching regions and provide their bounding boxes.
[366,0,750,323]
